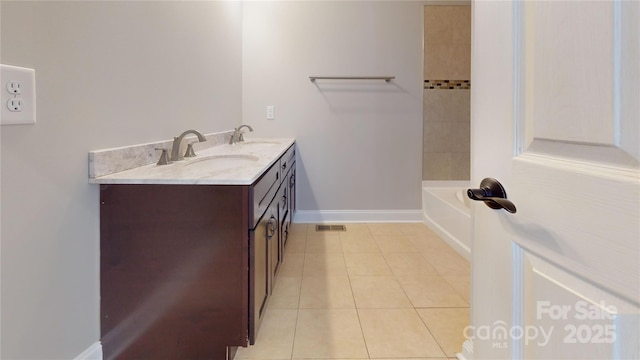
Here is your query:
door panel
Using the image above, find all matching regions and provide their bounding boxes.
[511,158,639,300]
[513,0,639,309]
[521,252,639,359]
[470,1,639,359]
[526,1,614,145]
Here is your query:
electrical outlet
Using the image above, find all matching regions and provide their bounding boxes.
[6,81,22,94]
[1,64,36,125]
[7,98,24,112]
[267,105,275,120]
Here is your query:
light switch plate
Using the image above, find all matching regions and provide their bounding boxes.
[1,64,36,125]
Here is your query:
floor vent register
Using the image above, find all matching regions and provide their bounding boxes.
[315,224,347,232]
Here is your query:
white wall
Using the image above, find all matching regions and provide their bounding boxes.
[0,1,242,358]
[242,1,424,221]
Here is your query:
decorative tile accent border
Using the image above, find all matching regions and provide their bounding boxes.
[424,80,470,89]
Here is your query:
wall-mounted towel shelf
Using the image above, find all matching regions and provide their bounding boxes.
[309,76,395,83]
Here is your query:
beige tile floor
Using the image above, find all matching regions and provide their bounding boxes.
[235,223,470,360]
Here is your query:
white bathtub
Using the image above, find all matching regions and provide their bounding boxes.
[422,181,471,261]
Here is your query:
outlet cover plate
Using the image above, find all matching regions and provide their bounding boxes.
[1,64,36,125]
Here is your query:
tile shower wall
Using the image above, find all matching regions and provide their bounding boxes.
[423,5,471,180]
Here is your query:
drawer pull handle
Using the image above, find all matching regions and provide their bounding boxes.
[267,216,277,238]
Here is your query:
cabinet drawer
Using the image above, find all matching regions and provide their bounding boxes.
[279,145,295,179]
[250,163,280,229]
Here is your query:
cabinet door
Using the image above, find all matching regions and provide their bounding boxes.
[249,214,270,344]
[100,185,248,357]
[278,177,289,254]
[281,209,291,251]
[268,204,280,291]
[288,162,296,217]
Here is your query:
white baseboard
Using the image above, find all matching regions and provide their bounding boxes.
[74,342,102,360]
[293,210,423,223]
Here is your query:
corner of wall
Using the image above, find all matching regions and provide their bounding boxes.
[73,342,102,360]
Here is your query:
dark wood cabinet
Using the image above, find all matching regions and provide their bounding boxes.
[100,185,249,359]
[248,183,280,344]
[100,143,295,359]
[280,145,296,250]
[248,204,271,345]
[270,189,282,285]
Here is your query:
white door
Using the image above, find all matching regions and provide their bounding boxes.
[467,1,639,359]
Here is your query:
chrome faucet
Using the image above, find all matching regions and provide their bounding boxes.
[170,130,207,161]
[229,125,253,144]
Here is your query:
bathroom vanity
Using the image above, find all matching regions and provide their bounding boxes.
[91,136,296,359]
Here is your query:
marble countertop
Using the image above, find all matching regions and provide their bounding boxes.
[89,138,295,185]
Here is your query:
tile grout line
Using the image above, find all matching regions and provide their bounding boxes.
[288,227,306,360]
[413,306,450,358]
[373,243,423,310]
[289,232,304,359]
[368,225,468,357]
[288,308,298,360]
[374,229,448,357]
[269,223,469,359]
[348,226,373,359]
[417,250,471,305]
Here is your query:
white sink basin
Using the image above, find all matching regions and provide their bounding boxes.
[182,154,259,168]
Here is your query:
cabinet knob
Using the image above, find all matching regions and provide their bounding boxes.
[267,216,277,238]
